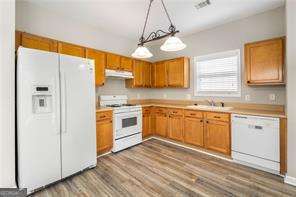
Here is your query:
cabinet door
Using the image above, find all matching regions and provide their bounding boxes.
[58,42,85,57]
[86,49,106,86]
[168,115,184,141]
[152,61,167,88]
[155,113,168,137]
[167,58,184,87]
[142,114,151,138]
[120,56,133,71]
[106,53,121,70]
[21,32,58,52]
[205,120,230,155]
[245,37,285,85]
[142,61,151,87]
[96,119,113,154]
[133,60,144,87]
[184,118,204,147]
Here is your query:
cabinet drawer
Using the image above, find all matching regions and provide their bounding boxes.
[205,112,229,122]
[96,111,113,121]
[184,110,203,119]
[168,108,184,116]
[142,107,151,114]
[153,107,168,114]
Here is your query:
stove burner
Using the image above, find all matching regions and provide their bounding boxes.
[106,104,121,108]
[122,104,136,106]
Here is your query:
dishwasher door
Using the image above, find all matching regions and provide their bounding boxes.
[232,114,280,164]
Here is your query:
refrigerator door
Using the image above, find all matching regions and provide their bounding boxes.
[59,54,97,178]
[17,47,61,193]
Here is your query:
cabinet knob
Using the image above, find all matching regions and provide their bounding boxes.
[200,120,203,123]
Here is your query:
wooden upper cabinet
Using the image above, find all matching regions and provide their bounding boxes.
[204,120,230,155]
[167,57,190,88]
[133,60,144,87]
[120,56,133,71]
[106,53,121,70]
[21,32,58,52]
[86,48,106,86]
[152,61,167,88]
[58,42,85,57]
[245,37,285,85]
[142,61,151,87]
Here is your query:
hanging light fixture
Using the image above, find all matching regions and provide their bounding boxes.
[132,0,186,59]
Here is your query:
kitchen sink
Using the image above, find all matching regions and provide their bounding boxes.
[186,105,233,111]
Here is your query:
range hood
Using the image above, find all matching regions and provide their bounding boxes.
[105,69,134,79]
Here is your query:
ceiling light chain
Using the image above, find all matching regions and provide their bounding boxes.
[132,0,186,59]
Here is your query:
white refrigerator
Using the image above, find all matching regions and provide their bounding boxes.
[17,47,97,194]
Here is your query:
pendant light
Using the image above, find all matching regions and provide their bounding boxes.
[132,0,186,59]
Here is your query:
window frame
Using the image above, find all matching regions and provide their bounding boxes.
[193,49,241,97]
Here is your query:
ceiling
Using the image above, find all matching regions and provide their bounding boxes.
[23,0,285,41]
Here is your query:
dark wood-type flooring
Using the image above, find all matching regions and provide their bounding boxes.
[33,139,296,197]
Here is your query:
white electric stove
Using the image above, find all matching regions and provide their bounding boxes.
[99,95,142,152]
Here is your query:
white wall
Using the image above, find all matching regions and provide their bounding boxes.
[147,7,286,104]
[0,0,16,188]
[16,1,135,57]
[286,0,296,185]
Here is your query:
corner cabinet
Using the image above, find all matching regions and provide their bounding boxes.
[151,61,167,88]
[86,48,106,86]
[245,37,285,85]
[125,59,151,88]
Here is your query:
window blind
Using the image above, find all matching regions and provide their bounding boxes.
[194,50,241,97]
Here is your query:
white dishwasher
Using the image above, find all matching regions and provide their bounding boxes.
[231,114,280,174]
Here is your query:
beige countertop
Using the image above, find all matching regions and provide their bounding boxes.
[141,103,286,118]
[96,107,113,112]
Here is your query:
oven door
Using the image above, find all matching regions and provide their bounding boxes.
[114,111,142,139]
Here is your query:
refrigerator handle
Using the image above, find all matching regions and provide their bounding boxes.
[61,72,67,134]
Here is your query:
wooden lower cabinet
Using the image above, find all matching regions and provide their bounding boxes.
[154,113,168,137]
[184,117,204,147]
[96,111,113,155]
[168,115,183,141]
[142,107,153,138]
[204,120,230,155]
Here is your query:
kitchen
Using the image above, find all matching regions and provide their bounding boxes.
[1,0,296,196]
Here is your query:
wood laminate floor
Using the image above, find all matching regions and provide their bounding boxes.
[33,139,296,197]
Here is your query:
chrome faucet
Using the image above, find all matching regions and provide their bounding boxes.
[206,99,215,106]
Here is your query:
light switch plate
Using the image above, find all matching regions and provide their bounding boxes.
[163,93,167,99]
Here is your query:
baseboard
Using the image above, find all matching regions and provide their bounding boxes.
[96,151,112,158]
[150,136,233,162]
[285,175,296,186]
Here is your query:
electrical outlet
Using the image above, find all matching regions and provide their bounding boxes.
[163,93,167,99]
[269,94,276,101]
[136,93,140,99]
[245,94,251,101]
[186,94,191,100]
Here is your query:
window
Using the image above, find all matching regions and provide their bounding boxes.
[194,49,241,97]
